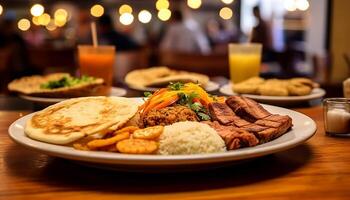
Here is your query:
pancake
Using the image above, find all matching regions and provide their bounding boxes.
[125,66,209,88]
[8,73,105,98]
[25,97,140,144]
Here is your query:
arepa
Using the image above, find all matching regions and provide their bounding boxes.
[25,96,140,144]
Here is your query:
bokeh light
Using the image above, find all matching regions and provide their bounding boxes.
[46,20,57,31]
[38,13,51,26]
[156,0,170,11]
[138,10,152,24]
[296,0,310,11]
[119,13,134,25]
[30,4,44,17]
[221,0,234,4]
[90,4,104,17]
[219,7,233,20]
[0,5,3,16]
[119,4,132,15]
[284,0,297,11]
[54,9,68,20]
[187,0,202,9]
[32,16,40,25]
[158,9,171,21]
[18,18,31,31]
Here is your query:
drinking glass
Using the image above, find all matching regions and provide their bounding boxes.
[228,43,262,84]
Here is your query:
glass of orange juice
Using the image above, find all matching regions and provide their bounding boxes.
[78,45,115,95]
[228,43,262,84]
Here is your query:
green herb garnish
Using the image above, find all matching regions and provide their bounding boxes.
[40,75,95,89]
[144,91,153,97]
[177,92,211,121]
[168,82,184,91]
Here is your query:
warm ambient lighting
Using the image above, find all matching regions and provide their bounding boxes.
[119,4,132,15]
[119,13,134,25]
[30,4,44,17]
[46,20,57,31]
[18,18,31,31]
[219,7,233,20]
[221,0,234,4]
[38,13,51,26]
[158,9,171,21]
[32,16,40,25]
[138,10,152,24]
[296,0,310,11]
[90,4,104,17]
[0,5,3,16]
[156,0,169,10]
[54,9,68,27]
[187,0,202,9]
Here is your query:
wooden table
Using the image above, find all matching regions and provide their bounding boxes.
[1,106,350,200]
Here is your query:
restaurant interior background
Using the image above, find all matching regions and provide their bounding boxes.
[0,0,349,97]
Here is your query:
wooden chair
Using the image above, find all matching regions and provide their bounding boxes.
[158,51,229,77]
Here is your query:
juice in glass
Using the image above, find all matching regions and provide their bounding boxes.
[228,43,262,84]
[78,45,115,94]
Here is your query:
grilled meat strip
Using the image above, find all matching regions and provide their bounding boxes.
[203,121,259,150]
[209,102,250,127]
[226,96,271,122]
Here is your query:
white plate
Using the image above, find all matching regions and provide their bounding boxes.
[19,87,127,104]
[8,102,316,168]
[220,83,326,104]
[128,81,220,92]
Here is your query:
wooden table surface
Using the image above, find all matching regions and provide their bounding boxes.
[1,106,350,200]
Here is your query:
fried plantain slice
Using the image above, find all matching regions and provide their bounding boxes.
[133,126,163,140]
[87,131,130,149]
[116,139,158,154]
[115,126,139,134]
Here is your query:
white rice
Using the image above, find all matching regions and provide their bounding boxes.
[158,121,226,155]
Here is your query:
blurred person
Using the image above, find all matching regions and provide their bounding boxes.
[160,10,210,54]
[97,14,139,51]
[251,5,274,61]
[206,19,238,53]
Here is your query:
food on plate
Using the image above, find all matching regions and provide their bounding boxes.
[125,66,209,88]
[158,121,227,155]
[24,96,140,144]
[8,73,105,97]
[24,82,293,155]
[117,139,158,154]
[232,77,319,96]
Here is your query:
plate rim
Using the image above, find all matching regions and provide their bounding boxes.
[219,83,326,102]
[8,103,316,166]
[127,81,220,92]
[19,87,127,103]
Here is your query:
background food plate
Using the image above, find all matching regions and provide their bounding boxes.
[8,101,316,170]
[128,81,220,92]
[19,87,127,104]
[220,83,326,105]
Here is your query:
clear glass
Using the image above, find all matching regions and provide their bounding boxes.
[228,43,262,84]
[78,45,115,92]
[323,98,350,136]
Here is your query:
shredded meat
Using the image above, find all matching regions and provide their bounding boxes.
[143,105,198,127]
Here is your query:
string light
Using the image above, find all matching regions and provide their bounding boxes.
[138,10,152,24]
[158,9,171,21]
[38,13,51,26]
[221,0,234,4]
[156,0,169,10]
[30,4,44,17]
[18,18,31,31]
[119,4,132,15]
[219,7,233,20]
[90,4,104,17]
[32,16,40,25]
[46,20,57,31]
[54,9,68,27]
[0,5,3,16]
[187,0,202,9]
[119,13,134,25]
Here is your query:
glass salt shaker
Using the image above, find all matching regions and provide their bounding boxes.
[323,98,350,136]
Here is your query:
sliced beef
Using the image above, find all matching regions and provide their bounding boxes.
[255,115,293,143]
[242,123,269,132]
[204,121,259,150]
[209,102,250,127]
[226,96,271,122]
